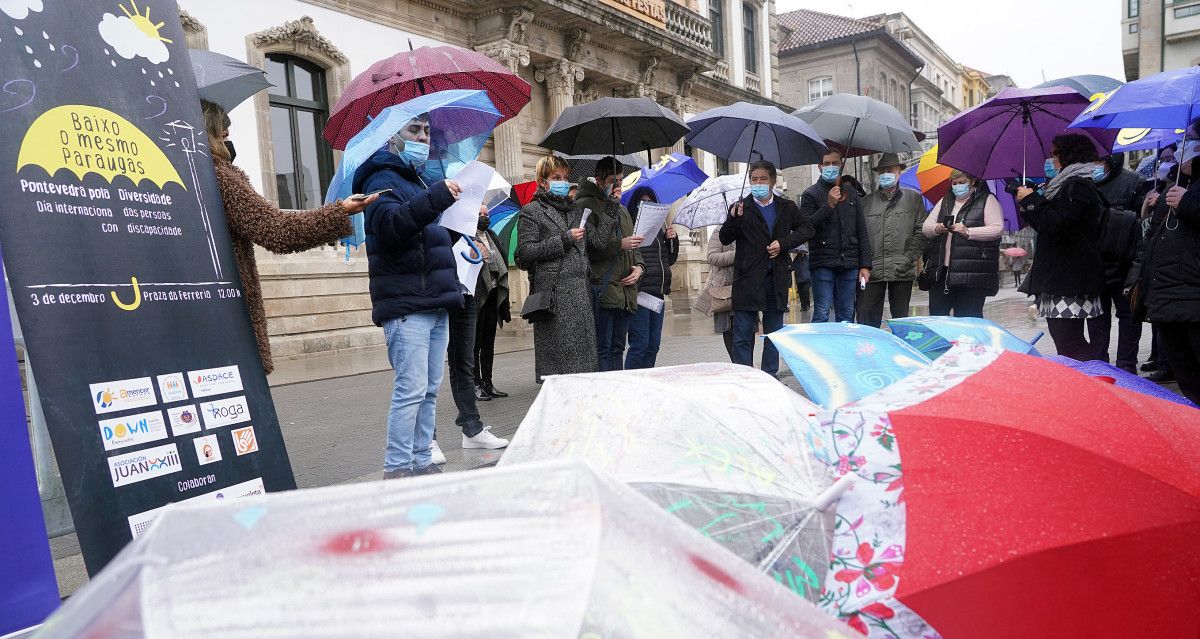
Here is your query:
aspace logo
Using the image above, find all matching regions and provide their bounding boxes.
[187,365,243,398]
[108,443,183,488]
[89,377,157,415]
[156,372,189,403]
[167,404,202,436]
[98,410,168,451]
[200,396,251,429]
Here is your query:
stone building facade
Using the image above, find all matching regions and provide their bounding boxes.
[177,0,782,367]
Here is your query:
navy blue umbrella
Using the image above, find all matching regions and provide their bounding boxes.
[684,102,828,168]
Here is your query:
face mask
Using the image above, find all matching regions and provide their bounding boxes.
[750,184,771,200]
[548,180,571,197]
[223,140,237,162]
[877,172,898,189]
[1157,162,1176,180]
[951,183,971,198]
[477,215,490,231]
[1044,159,1058,179]
[820,166,841,182]
[1091,166,1107,181]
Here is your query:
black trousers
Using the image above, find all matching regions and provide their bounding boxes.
[1086,285,1142,371]
[856,280,913,328]
[794,272,811,310]
[473,289,499,387]
[928,286,987,318]
[448,297,484,438]
[1158,322,1200,405]
[1046,318,1098,361]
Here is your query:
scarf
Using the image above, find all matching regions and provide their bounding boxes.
[1043,162,1094,200]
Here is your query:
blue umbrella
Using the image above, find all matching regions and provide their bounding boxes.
[1070,67,1200,131]
[1111,127,1185,153]
[324,89,501,257]
[619,152,709,206]
[899,164,933,210]
[886,316,1042,360]
[768,323,931,408]
[1046,356,1196,408]
[685,102,827,168]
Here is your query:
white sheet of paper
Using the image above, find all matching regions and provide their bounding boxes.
[633,202,670,247]
[453,236,484,294]
[578,208,591,230]
[438,161,493,237]
[636,292,665,314]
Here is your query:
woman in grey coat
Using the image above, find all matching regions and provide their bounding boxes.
[515,155,597,382]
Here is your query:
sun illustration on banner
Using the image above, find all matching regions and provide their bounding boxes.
[98,1,171,65]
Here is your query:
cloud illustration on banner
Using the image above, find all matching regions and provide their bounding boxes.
[98,2,172,65]
[0,0,43,20]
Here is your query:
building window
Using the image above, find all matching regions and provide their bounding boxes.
[809,76,833,102]
[1129,0,1138,18]
[742,3,757,73]
[710,1,724,56]
[716,156,730,176]
[1130,23,1139,33]
[266,54,333,210]
[1176,4,1200,18]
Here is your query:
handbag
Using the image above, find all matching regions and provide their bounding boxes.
[520,290,555,323]
[709,285,733,314]
[916,246,936,291]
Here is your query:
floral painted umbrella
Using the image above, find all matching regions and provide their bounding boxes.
[885,316,1041,360]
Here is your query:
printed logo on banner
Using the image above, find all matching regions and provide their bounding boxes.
[89,377,157,415]
[156,372,189,403]
[193,433,222,465]
[232,426,258,456]
[127,477,267,539]
[108,443,182,488]
[200,396,250,429]
[166,404,202,436]
[187,365,242,398]
[97,410,168,452]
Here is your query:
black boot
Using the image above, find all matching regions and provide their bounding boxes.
[474,385,492,401]
[483,382,508,398]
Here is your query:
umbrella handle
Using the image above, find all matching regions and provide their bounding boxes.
[1029,330,1044,345]
[460,235,484,264]
[812,473,855,511]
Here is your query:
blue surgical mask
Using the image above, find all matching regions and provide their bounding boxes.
[877,172,898,189]
[1091,166,1107,181]
[396,140,429,168]
[1044,158,1058,179]
[548,180,571,197]
[951,183,971,198]
[820,166,841,182]
[750,184,771,200]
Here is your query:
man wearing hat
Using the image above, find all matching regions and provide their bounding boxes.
[857,153,929,328]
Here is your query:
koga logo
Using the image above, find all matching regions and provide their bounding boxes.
[98,410,167,451]
[89,377,157,414]
[200,396,251,428]
[108,443,183,487]
[187,365,243,398]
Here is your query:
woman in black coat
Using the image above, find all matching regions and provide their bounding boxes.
[1127,143,1200,404]
[1016,134,1107,361]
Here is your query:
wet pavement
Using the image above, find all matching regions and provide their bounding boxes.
[47,280,1180,598]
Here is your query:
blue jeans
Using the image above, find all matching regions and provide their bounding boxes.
[383,310,449,472]
[595,306,632,372]
[625,303,665,369]
[732,277,785,376]
[811,267,857,323]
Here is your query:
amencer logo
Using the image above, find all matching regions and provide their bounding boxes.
[108,443,182,488]
[89,377,156,415]
[187,365,242,398]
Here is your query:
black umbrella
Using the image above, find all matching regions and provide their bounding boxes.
[685,102,828,168]
[189,49,272,111]
[553,151,646,182]
[539,97,689,157]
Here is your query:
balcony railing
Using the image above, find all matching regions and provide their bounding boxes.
[666,1,712,51]
[745,72,761,94]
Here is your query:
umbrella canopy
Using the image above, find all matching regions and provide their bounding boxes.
[1046,356,1197,407]
[553,150,647,183]
[888,350,1200,638]
[36,461,861,638]
[1070,66,1200,131]
[323,45,530,149]
[1032,74,1123,98]
[898,164,933,211]
[793,93,921,157]
[937,87,1118,179]
[1111,126,1185,153]
[885,315,1041,359]
[908,145,1022,230]
[620,152,709,206]
[686,102,828,168]
[674,173,749,229]
[539,97,688,156]
[500,363,841,604]
[1002,246,1027,257]
[511,180,538,206]
[189,49,271,112]
[767,324,931,409]
[488,205,520,266]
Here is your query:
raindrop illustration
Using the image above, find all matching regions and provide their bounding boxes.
[140,68,146,75]
[33,60,41,68]
[149,80,155,86]
[41,31,48,39]
[173,81,179,87]
[167,68,174,75]
[14,26,23,35]
[110,60,116,67]
[157,71,163,78]
[104,48,110,55]
[48,43,54,51]
[24,45,32,54]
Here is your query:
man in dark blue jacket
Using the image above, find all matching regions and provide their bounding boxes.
[800,149,872,323]
[352,117,463,479]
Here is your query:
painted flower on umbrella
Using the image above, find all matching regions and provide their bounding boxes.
[904,331,924,342]
[835,542,903,596]
[855,341,878,357]
[836,454,866,475]
[870,420,895,451]
[842,602,897,636]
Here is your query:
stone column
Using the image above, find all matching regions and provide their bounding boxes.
[536,59,584,120]
[475,39,530,182]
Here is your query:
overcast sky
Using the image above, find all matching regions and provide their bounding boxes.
[774,0,1126,87]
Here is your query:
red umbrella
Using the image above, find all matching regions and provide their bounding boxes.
[1002,246,1027,257]
[511,180,538,207]
[323,45,531,149]
[888,351,1200,638]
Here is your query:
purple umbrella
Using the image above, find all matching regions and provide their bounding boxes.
[937,87,1119,181]
[986,179,1023,231]
[1046,356,1197,408]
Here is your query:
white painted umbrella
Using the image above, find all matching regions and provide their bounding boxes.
[673,173,749,229]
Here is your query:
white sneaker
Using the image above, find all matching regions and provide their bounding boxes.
[1027,304,1039,322]
[463,426,509,450]
[430,440,447,465]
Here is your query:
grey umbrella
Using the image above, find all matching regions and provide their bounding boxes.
[684,102,828,168]
[553,150,646,182]
[793,93,921,157]
[189,49,272,111]
[539,97,689,157]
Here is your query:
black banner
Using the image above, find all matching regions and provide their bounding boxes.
[0,0,295,573]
